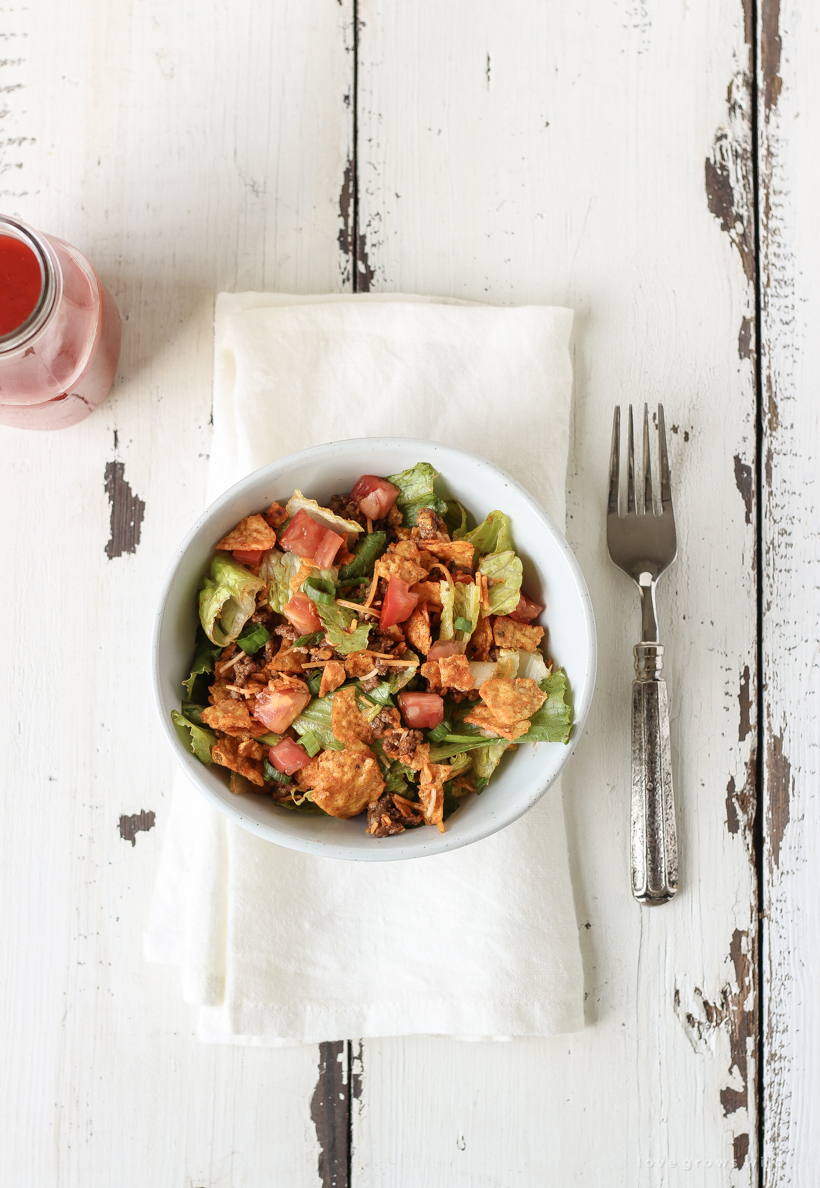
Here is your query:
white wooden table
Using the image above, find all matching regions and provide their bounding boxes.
[0,2,812,1184]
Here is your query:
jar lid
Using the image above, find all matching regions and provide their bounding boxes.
[0,216,60,352]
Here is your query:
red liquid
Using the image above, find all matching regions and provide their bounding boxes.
[0,235,42,336]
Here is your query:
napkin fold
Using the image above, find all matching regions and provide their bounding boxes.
[145,292,585,1044]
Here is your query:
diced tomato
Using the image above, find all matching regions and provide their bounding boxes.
[350,474,401,520]
[509,591,544,623]
[269,737,312,775]
[282,592,322,634]
[380,577,419,628]
[427,639,466,661]
[313,528,344,569]
[254,682,311,733]
[278,508,327,559]
[232,549,264,567]
[398,691,444,730]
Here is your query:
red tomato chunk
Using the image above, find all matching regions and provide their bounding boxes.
[269,737,311,775]
[509,591,544,623]
[380,577,419,628]
[254,684,311,733]
[350,474,401,520]
[426,639,466,661]
[398,691,444,730]
[283,592,322,634]
[313,528,344,569]
[232,549,264,567]
[279,508,327,558]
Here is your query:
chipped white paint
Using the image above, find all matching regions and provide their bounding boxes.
[758,2,820,1185]
[0,0,772,1184]
[355,1,758,1184]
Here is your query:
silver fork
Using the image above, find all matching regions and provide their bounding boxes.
[606,405,678,905]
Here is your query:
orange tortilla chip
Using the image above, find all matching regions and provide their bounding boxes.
[492,616,545,653]
[212,735,266,786]
[418,761,453,832]
[263,501,289,529]
[466,615,494,661]
[480,677,546,725]
[404,604,432,655]
[463,704,529,743]
[201,699,253,736]
[410,581,443,610]
[319,660,347,698]
[296,743,384,817]
[420,660,441,690]
[267,647,304,674]
[215,514,277,553]
[345,652,378,679]
[424,539,475,569]
[331,686,374,744]
[437,653,475,692]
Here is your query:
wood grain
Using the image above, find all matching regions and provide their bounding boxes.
[354,1,758,1183]
[0,2,354,1185]
[758,0,819,1183]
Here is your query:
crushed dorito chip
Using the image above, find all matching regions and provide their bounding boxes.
[296,742,384,817]
[404,603,432,655]
[463,704,530,743]
[319,660,347,698]
[417,761,453,832]
[215,514,277,553]
[263,501,289,529]
[212,735,266,786]
[480,677,547,724]
[437,653,475,691]
[266,647,304,674]
[345,651,378,679]
[466,615,494,661]
[410,580,444,610]
[423,539,475,569]
[492,616,545,653]
[375,551,429,587]
[331,685,374,744]
[420,659,441,690]
[201,699,254,736]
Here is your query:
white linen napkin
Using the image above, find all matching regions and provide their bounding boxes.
[145,292,585,1044]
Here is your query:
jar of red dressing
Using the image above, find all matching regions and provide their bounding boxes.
[0,215,121,429]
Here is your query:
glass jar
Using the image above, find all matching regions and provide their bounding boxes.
[0,215,121,430]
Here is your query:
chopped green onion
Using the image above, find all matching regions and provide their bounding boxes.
[299,729,322,757]
[454,616,472,633]
[475,776,490,792]
[237,620,271,654]
[303,575,336,604]
[293,630,325,647]
[427,718,452,743]
[257,731,283,746]
[263,759,292,785]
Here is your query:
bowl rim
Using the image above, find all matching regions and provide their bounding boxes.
[152,436,597,860]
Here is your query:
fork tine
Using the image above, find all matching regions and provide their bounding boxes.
[608,407,621,516]
[626,405,636,514]
[643,403,653,515]
[658,403,673,511]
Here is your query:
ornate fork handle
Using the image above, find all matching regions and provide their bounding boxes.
[631,640,677,903]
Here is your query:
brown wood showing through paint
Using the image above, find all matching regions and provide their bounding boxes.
[104,461,145,558]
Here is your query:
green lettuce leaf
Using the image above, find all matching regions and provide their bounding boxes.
[471,740,508,787]
[453,581,481,641]
[291,694,345,752]
[183,630,223,697]
[458,509,514,557]
[338,531,388,582]
[314,600,372,655]
[199,556,265,647]
[386,462,448,526]
[478,550,523,617]
[427,733,505,762]
[264,549,303,614]
[171,709,217,765]
[439,580,455,640]
[237,620,271,655]
[517,668,573,744]
[443,499,468,538]
[387,657,419,693]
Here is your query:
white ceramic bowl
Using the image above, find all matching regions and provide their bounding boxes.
[152,438,596,860]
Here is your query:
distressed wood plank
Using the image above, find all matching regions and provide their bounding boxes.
[758,1,819,1183]
[354,1,758,1183]
[0,2,354,1185]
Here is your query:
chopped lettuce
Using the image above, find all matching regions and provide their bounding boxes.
[457,509,514,557]
[237,620,270,654]
[387,657,419,693]
[386,462,448,526]
[171,709,217,765]
[292,694,345,752]
[478,549,523,618]
[199,556,265,646]
[428,733,505,762]
[338,531,388,582]
[497,649,520,679]
[264,549,304,613]
[516,648,550,684]
[472,741,508,788]
[467,651,518,688]
[517,668,573,744]
[314,600,372,654]
[439,580,455,640]
[182,631,223,697]
[443,499,468,538]
[453,581,481,641]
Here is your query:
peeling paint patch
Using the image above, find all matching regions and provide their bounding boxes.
[118,809,155,847]
[720,929,754,1118]
[338,158,354,288]
[726,756,755,841]
[762,0,782,111]
[104,461,145,558]
[733,455,753,525]
[738,315,753,360]
[733,1132,749,1169]
[311,1040,350,1188]
[737,664,752,741]
[766,727,792,869]
[705,129,754,283]
[674,985,726,1052]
